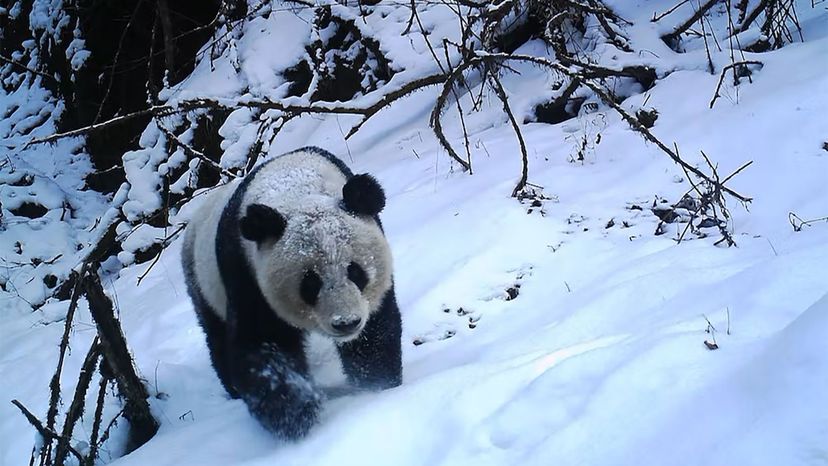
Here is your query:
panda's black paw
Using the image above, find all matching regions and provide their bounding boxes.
[236,345,324,440]
[247,391,321,440]
[342,174,386,216]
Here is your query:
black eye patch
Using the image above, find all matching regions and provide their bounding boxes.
[240,203,286,244]
[300,270,322,306]
[347,262,368,291]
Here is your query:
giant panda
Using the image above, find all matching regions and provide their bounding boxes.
[181,146,402,440]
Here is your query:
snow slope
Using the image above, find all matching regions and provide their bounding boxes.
[2,1,828,465]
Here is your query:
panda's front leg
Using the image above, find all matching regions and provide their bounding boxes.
[230,342,323,440]
[336,289,403,391]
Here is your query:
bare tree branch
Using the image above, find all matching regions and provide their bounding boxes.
[478,52,752,203]
[0,55,59,84]
[343,73,448,138]
[661,0,722,46]
[17,71,448,149]
[732,0,768,34]
[84,269,159,453]
[652,0,692,22]
[11,400,85,464]
[488,73,529,197]
[709,60,763,108]
[156,123,237,178]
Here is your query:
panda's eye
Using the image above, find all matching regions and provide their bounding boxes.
[347,262,368,292]
[300,270,322,306]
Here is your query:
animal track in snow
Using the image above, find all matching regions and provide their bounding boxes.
[411,266,533,346]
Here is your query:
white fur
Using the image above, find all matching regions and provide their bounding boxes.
[304,332,347,388]
[183,182,237,320]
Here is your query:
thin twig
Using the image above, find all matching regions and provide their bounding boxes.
[652,0,692,22]
[0,55,59,84]
[156,123,237,178]
[699,2,715,73]
[95,0,145,124]
[789,212,828,231]
[135,223,186,286]
[726,307,731,335]
[488,73,529,197]
[11,400,85,464]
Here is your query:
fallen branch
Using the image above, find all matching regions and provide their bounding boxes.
[731,0,768,35]
[661,0,722,46]
[789,212,828,231]
[84,269,158,453]
[557,56,657,88]
[674,150,752,246]
[709,60,763,108]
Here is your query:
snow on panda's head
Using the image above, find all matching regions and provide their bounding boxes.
[239,166,392,341]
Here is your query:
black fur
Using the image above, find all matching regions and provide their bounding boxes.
[300,270,322,306]
[240,203,286,243]
[347,262,368,291]
[337,288,402,389]
[183,147,402,440]
[342,174,386,216]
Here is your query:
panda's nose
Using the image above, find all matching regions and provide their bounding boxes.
[330,314,362,334]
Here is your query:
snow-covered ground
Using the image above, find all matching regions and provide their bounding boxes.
[2,1,828,465]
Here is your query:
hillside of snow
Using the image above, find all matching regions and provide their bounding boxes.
[2,1,828,465]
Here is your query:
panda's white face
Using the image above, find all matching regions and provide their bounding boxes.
[245,204,393,341]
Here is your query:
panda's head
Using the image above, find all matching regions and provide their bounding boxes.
[239,174,392,341]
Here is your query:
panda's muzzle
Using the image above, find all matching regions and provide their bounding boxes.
[329,314,363,337]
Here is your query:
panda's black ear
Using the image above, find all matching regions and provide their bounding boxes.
[342,174,385,216]
[240,204,286,243]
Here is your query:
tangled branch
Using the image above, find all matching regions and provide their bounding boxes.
[431,51,752,204]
